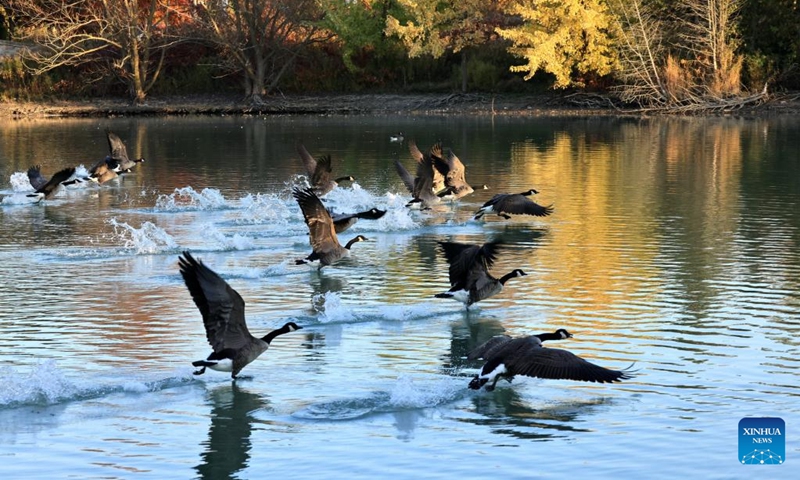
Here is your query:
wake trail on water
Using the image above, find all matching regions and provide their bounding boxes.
[292,374,469,421]
[0,359,206,410]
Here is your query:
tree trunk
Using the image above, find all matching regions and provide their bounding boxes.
[461,50,467,93]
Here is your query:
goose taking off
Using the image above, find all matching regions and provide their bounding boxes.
[178,251,302,379]
[297,143,354,196]
[467,329,635,391]
[408,140,446,194]
[293,187,368,268]
[330,207,387,234]
[474,189,553,220]
[435,241,527,307]
[395,152,451,209]
[432,147,486,200]
[26,166,76,201]
[64,130,145,185]
[106,130,145,173]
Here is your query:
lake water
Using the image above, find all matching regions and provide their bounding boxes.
[0,113,798,479]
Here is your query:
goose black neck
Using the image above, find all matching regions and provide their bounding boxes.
[499,271,518,285]
[344,237,362,249]
[262,325,291,344]
[534,332,563,342]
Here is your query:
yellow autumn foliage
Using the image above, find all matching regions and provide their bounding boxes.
[497,0,620,88]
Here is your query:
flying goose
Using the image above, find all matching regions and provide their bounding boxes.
[389,132,404,143]
[26,166,76,201]
[63,130,145,185]
[432,148,486,199]
[467,329,635,391]
[178,251,302,379]
[297,143,354,196]
[395,153,451,209]
[435,241,526,307]
[293,187,368,268]
[474,189,553,220]
[329,207,387,234]
[408,140,446,194]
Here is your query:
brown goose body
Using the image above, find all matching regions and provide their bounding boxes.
[26,166,76,200]
[434,241,527,307]
[178,252,302,379]
[468,329,635,391]
[297,143,354,196]
[293,187,368,267]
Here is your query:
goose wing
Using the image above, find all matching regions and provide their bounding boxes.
[499,194,553,217]
[394,159,416,193]
[293,187,340,254]
[427,143,447,192]
[467,335,513,360]
[36,167,75,198]
[297,143,318,177]
[434,149,468,188]
[506,338,633,383]
[311,154,333,188]
[439,241,501,290]
[178,252,253,353]
[408,139,424,163]
[412,154,439,203]
[27,165,47,190]
[106,131,131,165]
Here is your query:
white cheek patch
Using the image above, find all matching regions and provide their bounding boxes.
[480,363,507,380]
[209,359,233,372]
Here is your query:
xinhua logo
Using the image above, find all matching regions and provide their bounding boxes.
[739,417,785,465]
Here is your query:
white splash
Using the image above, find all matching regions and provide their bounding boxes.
[325,187,419,232]
[0,360,78,407]
[9,171,33,192]
[206,225,256,250]
[374,303,437,322]
[154,186,229,211]
[388,375,464,408]
[236,192,294,225]
[107,218,179,254]
[312,291,356,323]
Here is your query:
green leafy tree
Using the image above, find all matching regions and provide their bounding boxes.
[319,1,397,71]
[385,0,515,92]
[496,0,619,88]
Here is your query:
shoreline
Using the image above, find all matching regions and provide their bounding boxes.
[2,92,800,119]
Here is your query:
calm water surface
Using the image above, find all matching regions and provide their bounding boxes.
[0,114,798,479]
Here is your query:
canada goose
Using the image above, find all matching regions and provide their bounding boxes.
[26,166,76,200]
[297,143,354,196]
[467,329,634,391]
[330,207,387,233]
[106,130,145,173]
[395,153,451,209]
[389,132,404,143]
[474,189,553,220]
[292,187,368,268]
[432,148,486,200]
[178,251,302,379]
[63,130,145,186]
[408,140,446,194]
[435,241,527,307]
